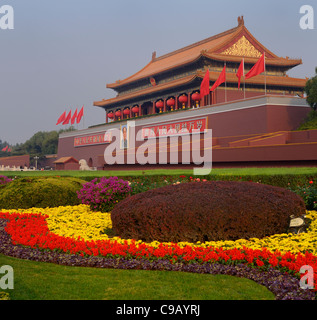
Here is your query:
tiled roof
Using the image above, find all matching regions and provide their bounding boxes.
[53,157,78,164]
[106,21,302,89]
[94,74,199,107]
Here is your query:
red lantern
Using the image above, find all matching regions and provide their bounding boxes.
[132,106,139,116]
[115,110,122,120]
[191,92,201,101]
[123,108,130,116]
[107,111,114,119]
[178,95,188,109]
[167,98,175,111]
[156,100,164,113]
[191,92,201,108]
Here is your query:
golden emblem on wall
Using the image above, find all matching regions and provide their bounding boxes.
[221,36,262,58]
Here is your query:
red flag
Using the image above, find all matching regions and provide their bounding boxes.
[62,110,72,125]
[245,53,265,79]
[210,65,226,92]
[200,69,210,97]
[77,106,84,124]
[1,146,8,152]
[71,108,78,125]
[236,59,244,89]
[56,111,66,125]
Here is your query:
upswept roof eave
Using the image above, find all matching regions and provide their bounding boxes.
[106,53,206,90]
[94,74,200,108]
[106,25,241,90]
[106,59,154,89]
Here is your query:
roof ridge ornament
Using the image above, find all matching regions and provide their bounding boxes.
[238,16,244,26]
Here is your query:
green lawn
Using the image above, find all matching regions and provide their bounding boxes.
[2,166,317,178]
[0,254,274,300]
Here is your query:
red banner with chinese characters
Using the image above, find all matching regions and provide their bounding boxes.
[74,132,112,147]
[141,117,207,139]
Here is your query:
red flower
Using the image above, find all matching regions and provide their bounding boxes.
[309,181,313,184]
[256,259,264,267]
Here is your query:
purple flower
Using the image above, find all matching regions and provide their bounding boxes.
[0,175,12,186]
[77,176,131,212]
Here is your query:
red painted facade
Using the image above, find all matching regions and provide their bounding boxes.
[57,96,312,169]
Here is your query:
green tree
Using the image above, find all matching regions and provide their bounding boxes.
[4,127,76,157]
[0,139,11,157]
[305,67,317,111]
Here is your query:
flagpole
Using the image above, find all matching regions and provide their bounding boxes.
[244,77,246,100]
[225,62,227,103]
[264,52,267,96]
[243,58,246,100]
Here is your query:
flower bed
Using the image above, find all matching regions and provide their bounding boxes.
[3,205,317,256]
[0,205,317,299]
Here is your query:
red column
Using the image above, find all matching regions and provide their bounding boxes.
[201,96,205,107]
[163,99,166,112]
[153,101,156,114]
[139,104,142,117]
[188,93,191,108]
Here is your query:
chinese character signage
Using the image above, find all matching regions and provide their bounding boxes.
[141,117,207,139]
[74,132,112,147]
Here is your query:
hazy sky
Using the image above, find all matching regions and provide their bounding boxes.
[0,0,316,145]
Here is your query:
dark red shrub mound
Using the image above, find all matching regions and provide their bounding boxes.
[111,181,306,243]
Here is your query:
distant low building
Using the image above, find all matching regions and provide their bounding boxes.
[0,155,30,169]
[54,157,79,170]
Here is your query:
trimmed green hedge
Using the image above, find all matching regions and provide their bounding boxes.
[96,173,317,189]
[0,177,86,209]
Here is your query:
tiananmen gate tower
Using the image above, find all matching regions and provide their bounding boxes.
[57,17,317,170]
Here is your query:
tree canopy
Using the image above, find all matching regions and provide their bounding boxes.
[305,67,317,111]
[0,127,75,158]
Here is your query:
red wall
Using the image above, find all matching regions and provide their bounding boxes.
[57,100,311,169]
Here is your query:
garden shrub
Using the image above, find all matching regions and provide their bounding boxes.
[0,176,85,209]
[111,181,306,243]
[77,176,131,212]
